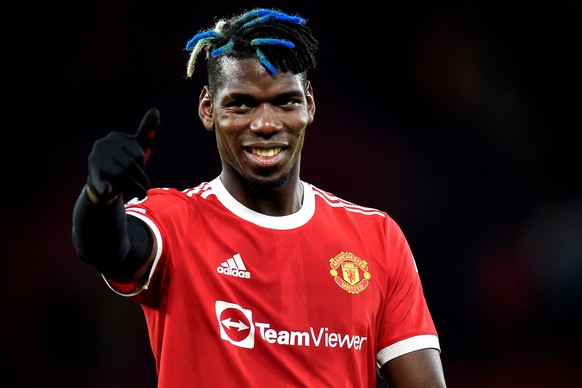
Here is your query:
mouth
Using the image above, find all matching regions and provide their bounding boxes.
[250,147,282,158]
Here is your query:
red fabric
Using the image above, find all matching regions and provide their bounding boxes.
[106,178,438,387]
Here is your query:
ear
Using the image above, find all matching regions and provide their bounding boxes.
[198,86,215,131]
[305,81,316,125]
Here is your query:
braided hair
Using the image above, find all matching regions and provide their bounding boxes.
[184,8,318,90]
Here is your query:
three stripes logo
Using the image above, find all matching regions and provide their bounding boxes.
[217,253,251,279]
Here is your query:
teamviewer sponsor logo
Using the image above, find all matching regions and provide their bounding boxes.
[217,253,251,279]
[215,300,368,351]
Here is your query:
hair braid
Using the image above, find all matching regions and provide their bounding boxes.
[185,8,318,82]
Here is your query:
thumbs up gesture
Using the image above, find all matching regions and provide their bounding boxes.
[87,108,160,204]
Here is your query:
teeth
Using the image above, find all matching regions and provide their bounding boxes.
[251,147,281,157]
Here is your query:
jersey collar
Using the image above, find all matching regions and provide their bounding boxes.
[208,176,315,229]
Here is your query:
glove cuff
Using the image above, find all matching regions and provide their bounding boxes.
[86,180,121,205]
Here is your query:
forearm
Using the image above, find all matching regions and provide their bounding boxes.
[71,185,152,280]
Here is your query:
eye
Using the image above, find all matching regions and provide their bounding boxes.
[276,96,304,109]
[224,98,255,112]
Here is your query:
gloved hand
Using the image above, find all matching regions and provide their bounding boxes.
[87,108,160,203]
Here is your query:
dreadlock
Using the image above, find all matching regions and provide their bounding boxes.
[184,8,318,89]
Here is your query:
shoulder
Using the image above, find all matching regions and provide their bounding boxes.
[309,183,389,220]
[308,183,409,239]
[125,182,215,212]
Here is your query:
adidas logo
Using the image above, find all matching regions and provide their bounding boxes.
[217,253,251,279]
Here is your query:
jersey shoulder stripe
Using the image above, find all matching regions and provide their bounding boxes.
[311,185,386,217]
[183,182,214,199]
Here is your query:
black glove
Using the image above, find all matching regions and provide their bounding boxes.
[87,108,160,202]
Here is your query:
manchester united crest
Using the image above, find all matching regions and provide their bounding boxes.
[329,251,371,294]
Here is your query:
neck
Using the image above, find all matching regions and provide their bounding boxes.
[219,169,304,216]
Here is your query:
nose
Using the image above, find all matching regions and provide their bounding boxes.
[249,103,283,135]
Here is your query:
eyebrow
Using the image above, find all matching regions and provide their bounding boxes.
[224,90,304,102]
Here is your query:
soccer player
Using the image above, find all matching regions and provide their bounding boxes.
[72,7,446,387]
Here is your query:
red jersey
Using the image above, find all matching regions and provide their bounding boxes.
[105,177,440,387]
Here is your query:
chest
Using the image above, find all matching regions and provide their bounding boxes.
[166,217,388,335]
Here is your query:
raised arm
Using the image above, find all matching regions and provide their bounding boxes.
[71,108,160,282]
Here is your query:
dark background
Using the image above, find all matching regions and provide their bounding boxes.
[5,1,581,387]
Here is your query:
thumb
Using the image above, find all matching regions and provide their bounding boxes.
[135,107,160,165]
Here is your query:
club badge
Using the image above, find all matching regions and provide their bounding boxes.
[329,251,370,294]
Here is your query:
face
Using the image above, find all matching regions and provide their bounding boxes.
[199,57,315,189]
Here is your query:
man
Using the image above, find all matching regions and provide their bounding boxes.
[72,8,446,387]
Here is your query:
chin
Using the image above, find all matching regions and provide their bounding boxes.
[246,173,290,192]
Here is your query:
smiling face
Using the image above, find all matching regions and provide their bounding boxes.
[199,57,315,193]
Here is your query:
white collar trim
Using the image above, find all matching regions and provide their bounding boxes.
[208,177,315,230]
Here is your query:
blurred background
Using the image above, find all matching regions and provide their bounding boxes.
[4,0,581,387]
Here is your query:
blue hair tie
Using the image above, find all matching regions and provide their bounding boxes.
[236,8,273,23]
[237,8,306,29]
[255,48,278,74]
[185,29,223,51]
[211,40,235,57]
[251,38,295,49]
[242,13,305,29]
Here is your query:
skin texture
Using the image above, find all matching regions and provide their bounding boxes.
[380,348,446,387]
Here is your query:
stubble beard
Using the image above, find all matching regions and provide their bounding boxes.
[245,172,290,193]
